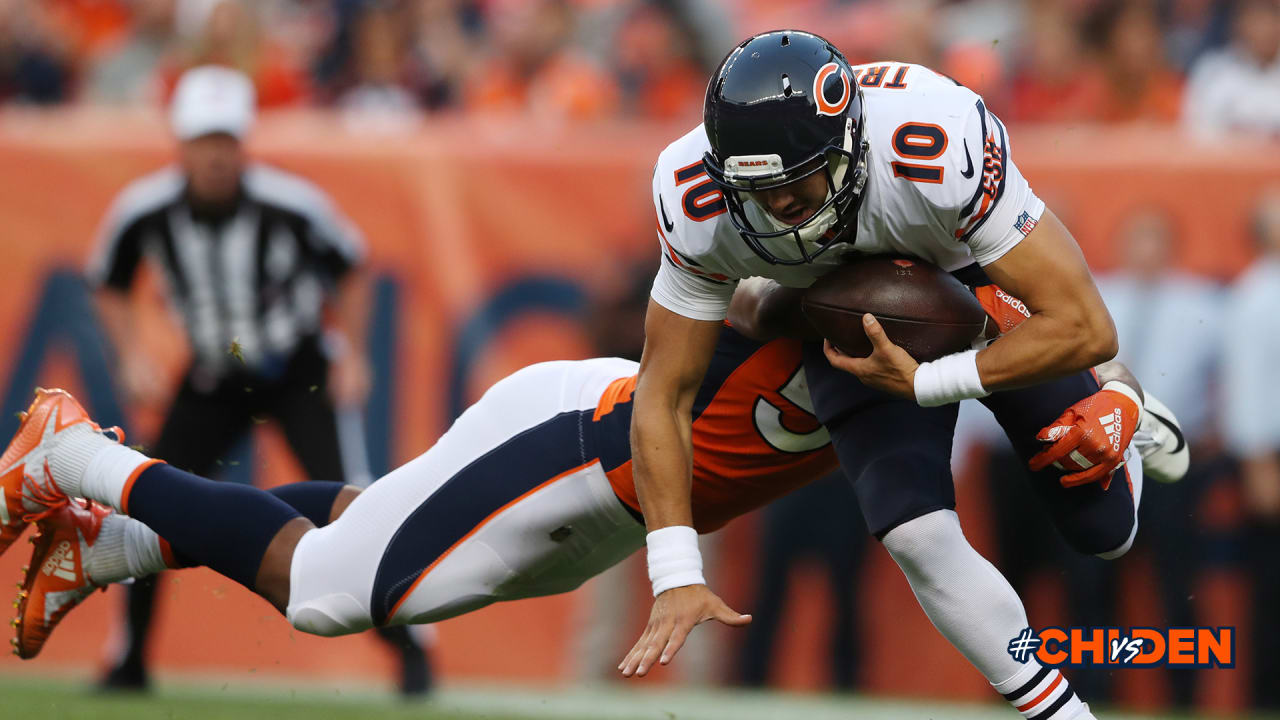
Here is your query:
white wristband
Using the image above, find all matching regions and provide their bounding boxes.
[646,525,704,597]
[913,348,990,407]
[1102,380,1143,413]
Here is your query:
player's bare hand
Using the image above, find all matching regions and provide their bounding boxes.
[618,584,750,678]
[822,314,918,399]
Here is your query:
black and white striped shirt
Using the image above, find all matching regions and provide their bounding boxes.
[87,163,365,376]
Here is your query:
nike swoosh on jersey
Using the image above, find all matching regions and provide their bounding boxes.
[1147,410,1187,453]
[659,196,675,233]
[960,139,974,179]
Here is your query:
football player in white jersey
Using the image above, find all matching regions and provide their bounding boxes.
[623,30,1159,720]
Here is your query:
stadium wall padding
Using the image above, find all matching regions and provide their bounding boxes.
[0,110,1274,711]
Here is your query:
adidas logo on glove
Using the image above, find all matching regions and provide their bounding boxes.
[1099,410,1123,453]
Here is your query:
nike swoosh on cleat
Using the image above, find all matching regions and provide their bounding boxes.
[1147,410,1186,453]
[659,196,675,233]
[960,139,974,179]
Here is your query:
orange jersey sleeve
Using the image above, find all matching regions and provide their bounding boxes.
[604,329,837,533]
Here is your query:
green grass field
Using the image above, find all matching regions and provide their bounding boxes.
[4,674,1266,720]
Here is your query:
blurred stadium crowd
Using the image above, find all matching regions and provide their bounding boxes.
[0,0,1277,135]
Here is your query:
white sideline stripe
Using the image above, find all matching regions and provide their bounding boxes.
[431,686,1171,720]
[56,675,1177,720]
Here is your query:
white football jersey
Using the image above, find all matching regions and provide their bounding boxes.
[650,62,1045,322]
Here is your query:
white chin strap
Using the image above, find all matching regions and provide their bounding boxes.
[741,118,859,258]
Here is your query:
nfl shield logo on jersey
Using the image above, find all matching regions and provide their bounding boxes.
[1013,211,1039,237]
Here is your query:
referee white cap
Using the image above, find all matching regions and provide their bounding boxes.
[170,65,256,141]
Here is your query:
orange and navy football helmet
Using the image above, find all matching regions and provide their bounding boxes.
[702,30,868,265]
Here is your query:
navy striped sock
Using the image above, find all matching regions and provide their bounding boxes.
[267,481,346,527]
[125,464,303,589]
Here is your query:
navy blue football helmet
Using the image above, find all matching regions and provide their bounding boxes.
[702,30,868,265]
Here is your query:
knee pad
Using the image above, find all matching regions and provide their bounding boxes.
[287,593,376,637]
[1094,518,1138,560]
[285,526,377,637]
[1056,455,1143,558]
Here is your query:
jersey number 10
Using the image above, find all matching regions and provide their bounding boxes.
[890,122,948,185]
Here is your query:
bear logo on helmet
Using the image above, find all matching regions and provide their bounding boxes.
[813,62,851,117]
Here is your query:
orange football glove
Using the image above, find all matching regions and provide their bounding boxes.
[1029,383,1141,490]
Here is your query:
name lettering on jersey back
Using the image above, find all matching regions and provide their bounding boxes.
[851,63,911,90]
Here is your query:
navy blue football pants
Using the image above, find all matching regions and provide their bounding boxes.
[801,342,1135,556]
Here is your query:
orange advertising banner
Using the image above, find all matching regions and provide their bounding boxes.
[0,109,1275,706]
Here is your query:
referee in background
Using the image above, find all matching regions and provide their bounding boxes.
[85,66,429,695]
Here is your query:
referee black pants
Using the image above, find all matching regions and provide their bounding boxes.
[151,336,347,482]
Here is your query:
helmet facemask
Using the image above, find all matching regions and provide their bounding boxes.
[704,118,868,265]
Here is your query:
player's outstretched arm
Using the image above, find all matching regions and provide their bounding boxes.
[620,300,751,678]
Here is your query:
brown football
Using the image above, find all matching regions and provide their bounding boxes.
[801,257,988,362]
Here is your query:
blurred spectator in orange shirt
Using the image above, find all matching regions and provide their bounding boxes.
[1006,2,1095,123]
[44,0,131,64]
[611,3,703,121]
[941,41,1005,107]
[160,0,309,108]
[825,0,943,70]
[465,0,618,121]
[1078,0,1183,124]
[0,0,73,103]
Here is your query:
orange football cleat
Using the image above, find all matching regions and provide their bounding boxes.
[11,499,110,659]
[0,388,122,559]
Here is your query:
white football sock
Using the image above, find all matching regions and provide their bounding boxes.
[76,442,154,513]
[86,514,167,585]
[45,425,113,497]
[882,510,1088,719]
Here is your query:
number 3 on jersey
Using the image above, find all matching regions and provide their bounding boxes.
[891,122,948,184]
[754,365,830,453]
